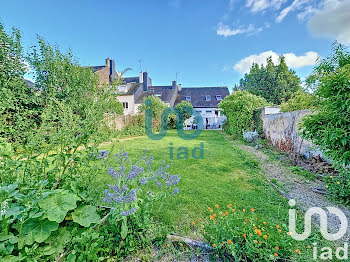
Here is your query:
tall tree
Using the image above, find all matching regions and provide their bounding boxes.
[0,23,41,143]
[237,56,301,104]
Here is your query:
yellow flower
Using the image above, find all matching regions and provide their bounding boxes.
[295,249,301,254]
[337,181,340,184]
[308,245,311,249]
[326,185,329,188]
[330,176,333,178]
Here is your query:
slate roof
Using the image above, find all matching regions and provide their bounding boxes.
[135,86,176,103]
[89,65,106,72]
[123,77,139,84]
[176,87,230,108]
[24,79,35,88]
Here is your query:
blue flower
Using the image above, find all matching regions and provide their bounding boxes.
[97,150,109,159]
[172,187,180,195]
[121,207,138,217]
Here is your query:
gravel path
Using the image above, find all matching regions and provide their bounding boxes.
[224,135,350,243]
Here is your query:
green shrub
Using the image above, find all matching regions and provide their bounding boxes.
[280,90,319,112]
[219,91,269,138]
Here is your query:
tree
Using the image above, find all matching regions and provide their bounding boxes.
[280,90,319,112]
[237,56,301,104]
[0,23,42,143]
[301,43,350,166]
[219,91,269,138]
[167,101,194,129]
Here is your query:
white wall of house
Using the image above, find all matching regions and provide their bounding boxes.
[184,108,226,129]
[117,95,138,115]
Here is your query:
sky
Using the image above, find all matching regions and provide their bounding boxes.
[1,0,350,91]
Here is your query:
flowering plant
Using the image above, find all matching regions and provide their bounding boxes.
[101,149,180,240]
[200,204,297,261]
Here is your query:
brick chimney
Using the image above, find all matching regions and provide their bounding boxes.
[105,58,110,67]
[178,84,182,91]
[110,59,116,80]
[143,71,148,91]
[171,80,177,89]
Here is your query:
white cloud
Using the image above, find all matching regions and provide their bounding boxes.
[246,0,287,13]
[217,22,263,37]
[234,50,319,74]
[308,0,350,45]
[275,0,311,23]
[297,5,317,21]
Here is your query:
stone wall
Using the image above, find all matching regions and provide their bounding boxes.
[261,109,323,160]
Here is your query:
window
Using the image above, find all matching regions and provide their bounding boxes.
[185,96,191,101]
[205,95,211,101]
[206,110,212,113]
[215,110,219,116]
[122,102,128,109]
[216,95,222,100]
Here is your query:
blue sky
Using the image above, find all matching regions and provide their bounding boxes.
[1,0,349,90]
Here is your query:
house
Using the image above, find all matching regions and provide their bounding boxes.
[90,58,230,129]
[176,86,229,129]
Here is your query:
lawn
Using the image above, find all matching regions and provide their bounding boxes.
[100,131,289,234]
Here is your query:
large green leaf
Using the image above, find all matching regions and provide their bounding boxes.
[19,219,58,247]
[121,217,128,240]
[72,205,101,227]
[39,191,78,223]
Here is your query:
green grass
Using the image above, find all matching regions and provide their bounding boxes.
[97,130,335,260]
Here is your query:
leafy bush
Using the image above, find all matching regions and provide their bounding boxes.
[200,205,295,261]
[280,90,319,112]
[219,91,269,138]
[167,101,194,129]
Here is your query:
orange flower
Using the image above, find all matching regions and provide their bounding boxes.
[210,216,214,220]
[258,225,261,228]
[213,222,216,225]
[263,221,267,225]
[167,244,170,247]
[254,240,258,244]
[259,240,262,244]
[192,221,195,225]
[278,229,282,233]
[232,209,235,212]
[222,241,225,245]
[287,232,292,236]
[243,233,246,238]
[308,245,311,249]
[213,214,216,218]
[228,239,232,245]
[243,209,246,212]
[274,253,278,257]
[245,219,248,222]
[251,208,255,212]
[199,218,202,222]
[228,203,232,207]
[215,204,219,208]
[254,229,262,236]
[212,244,216,248]
[276,225,280,229]
[208,207,211,211]
[275,246,279,250]
[255,217,258,220]
[225,211,228,215]
[263,235,267,240]
[295,249,301,254]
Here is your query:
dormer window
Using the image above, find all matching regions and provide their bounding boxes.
[205,95,211,101]
[185,96,191,101]
[216,95,222,100]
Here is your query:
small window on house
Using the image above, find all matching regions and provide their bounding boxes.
[206,110,212,113]
[216,95,222,100]
[215,110,219,116]
[122,102,129,109]
[185,96,191,101]
[205,95,211,101]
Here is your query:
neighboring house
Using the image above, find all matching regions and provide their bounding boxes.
[176,87,229,129]
[90,58,230,129]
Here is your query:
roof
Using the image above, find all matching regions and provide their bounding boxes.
[135,86,176,103]
[123,77,139,84]
[87,65,106,72]
[176,87,230,108]
[24,79,35,88]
